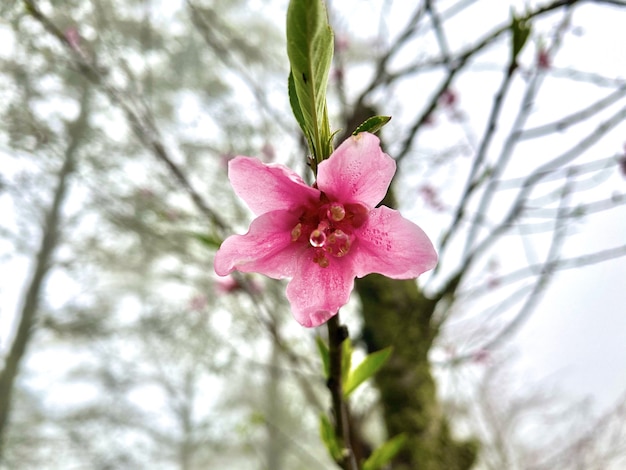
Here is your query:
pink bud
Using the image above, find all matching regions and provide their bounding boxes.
[64,27,81,51]
[261,143,275,161]
[440,88,458,109]
[418,185,446,211]
[188,294,208,311]
[335,35,350,52]
[472,349,490,364]
[537,49,551,69]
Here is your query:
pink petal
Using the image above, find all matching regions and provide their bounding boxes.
[214,210,306,279]
[317,133,396,208]
[228,157,320,215]
[286,256,356,328]
[352,206,437,279]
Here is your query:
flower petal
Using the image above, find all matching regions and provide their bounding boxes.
[214,210,305,278]
[317,132,396,208]
[352,206,437,279]
[228,156,320,215]
[286,257,355,328]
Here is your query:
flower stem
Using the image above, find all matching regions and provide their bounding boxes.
[326,314,359,470]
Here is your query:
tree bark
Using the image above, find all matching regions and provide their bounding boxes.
[356,272,477,470]
[343,105,477,469]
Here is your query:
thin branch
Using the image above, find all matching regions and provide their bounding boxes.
[354,4,426,110]
[327,315,358,470]
[452,170,576,363]
[518,83,626,140]
[461,6,575,260]
[524,193,626,219]
[438,47,520,258]
[22,0,227,232]
[496,154,620,189]
[425,0,452,68]
[464,101,626,270]
[186,1,292,134]
[461,242,626,302]
[0,80,91,454]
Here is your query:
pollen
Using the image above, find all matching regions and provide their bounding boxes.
[313,251,330,268]
[326,229,351,257]
[328,202,346,222]
[291,223,302,242]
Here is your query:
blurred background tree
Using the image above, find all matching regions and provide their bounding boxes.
[1,0,625,469]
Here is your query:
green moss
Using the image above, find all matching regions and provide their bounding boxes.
[355,273,477,470]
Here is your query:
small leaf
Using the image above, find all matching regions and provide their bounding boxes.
[510,9,531,63]
[363,434,407,470]
[352,115,392,136]
[315,335,330,379]
[286,0,334,159]
[344,347,393,398]
[191,232,223,250]
[319,414,343,462]
[288,71,307,138]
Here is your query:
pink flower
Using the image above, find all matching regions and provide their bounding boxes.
[537,48,551,70]
[214,133,437,327]
[439,88,458,109]
[64,27,81,51]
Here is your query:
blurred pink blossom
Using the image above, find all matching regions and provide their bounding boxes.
[188,294,208,311]
[261,143,275,161]
[537,48,551,69]
[439,88,458,109]
[418,184,446,211]
[64,27,81,52]
[214,275,261,294]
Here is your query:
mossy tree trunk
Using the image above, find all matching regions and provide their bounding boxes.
[343,105,477,469]
[356,272,476,470]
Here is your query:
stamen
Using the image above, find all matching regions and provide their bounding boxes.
[326,229,351,257]
[291,223,302,242]
[313,251,330,268]
[328,202,346,222]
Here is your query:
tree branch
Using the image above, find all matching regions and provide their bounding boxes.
[22,0,227,232]
[0,80,91,456]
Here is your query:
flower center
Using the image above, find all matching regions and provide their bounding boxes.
[290,199,368,268]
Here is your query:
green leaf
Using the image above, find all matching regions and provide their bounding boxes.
[286,0,334,160]
[315,335,330,379]
[190,232,223,250]
[363,434,407,470]
[319,414,343,462]
[352,115,392,136]
[510,9,531,63]
[288,71,308,139]
[344,347,393,398]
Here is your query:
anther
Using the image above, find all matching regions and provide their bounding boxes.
[313,251,330,268]
[326,230,351,257]
[291,223,302,242]
[328,203,346,222]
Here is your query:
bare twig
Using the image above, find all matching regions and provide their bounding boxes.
[452,169,577,362]
[326,315,358,470]
[518,83,626,140]
[22,0,227,232]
